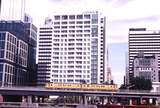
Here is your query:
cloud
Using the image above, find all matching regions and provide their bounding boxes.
[26,0,160,43]
[111,15,160,23]
[107,15,160,43]
[108,0,134,8]
[25,0,160,85]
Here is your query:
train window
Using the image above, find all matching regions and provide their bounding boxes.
[110,85,113,89]
[50,83,52,87]
[45,83,48,87]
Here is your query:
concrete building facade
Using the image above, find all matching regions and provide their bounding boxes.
[37,11,106,85]
[133,54,159,82]
[0,0,25,21]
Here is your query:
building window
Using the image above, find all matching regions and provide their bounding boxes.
[84,21,90,24]
[0,33,5,40]
[0,64,3,72]
[92,14,98,24]
[69,15,75,19]
[62,22,67,24]
[84,14,90,19]
[77,15,83,19]
[54,22,60,25]
[76,21,83,24]
[62,15,68,20]
[54,16,60,20]
[69,21,75,24]
[0,51,4,58]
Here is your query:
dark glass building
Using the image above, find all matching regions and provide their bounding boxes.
[0,20,37,86]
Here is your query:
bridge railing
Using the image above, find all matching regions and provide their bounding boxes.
[118,89,160,94]
[0,102,79,108]
[118,89,151,93]
[1,86,160,95]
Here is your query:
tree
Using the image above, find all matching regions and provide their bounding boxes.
[119,77,152,90]
[102,80,114,85]
[119,84,127,89]
[110,80,114,85]
[130,77,152,90]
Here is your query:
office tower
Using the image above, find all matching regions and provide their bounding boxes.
[127,28,160,84]
[0,21,37,87]
[0,0,25,21]
[38,11,106,85]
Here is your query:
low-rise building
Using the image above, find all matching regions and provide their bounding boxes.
[133,53,159,82]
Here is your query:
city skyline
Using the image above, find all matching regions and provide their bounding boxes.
[1,0,160,106]
[24,0,160,85]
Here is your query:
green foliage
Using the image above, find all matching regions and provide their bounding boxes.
[102,80,114,85]
[131,77,152,90]
[119,77,152,90]
[119,84,127,89]
[110,80,114,85]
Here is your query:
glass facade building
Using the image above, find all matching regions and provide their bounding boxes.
[0,21,37,87]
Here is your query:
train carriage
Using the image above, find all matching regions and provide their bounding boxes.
[45,83,118,91]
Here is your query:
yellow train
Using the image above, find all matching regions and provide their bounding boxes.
[45,83,118,91]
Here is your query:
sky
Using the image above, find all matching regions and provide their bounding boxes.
[25,0,160,85]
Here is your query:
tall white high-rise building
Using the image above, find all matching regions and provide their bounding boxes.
[0,0,25,21]
[127,28,160,84]
[37,11,106,85]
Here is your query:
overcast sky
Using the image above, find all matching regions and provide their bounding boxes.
[26,0,160,43]
[25,0,160,84]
